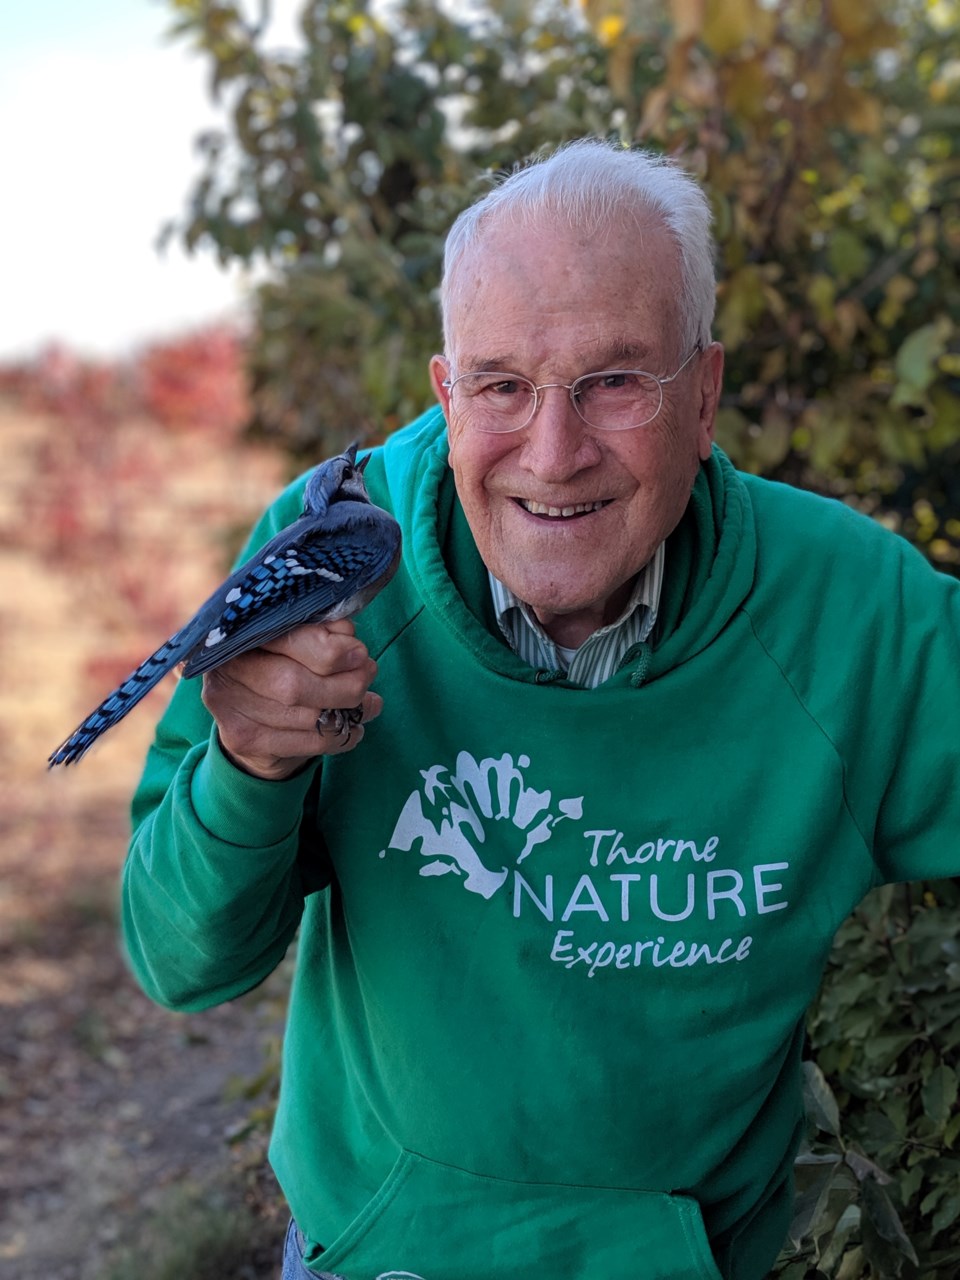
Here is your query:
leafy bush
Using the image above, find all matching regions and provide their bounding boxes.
[774,881,960,1278]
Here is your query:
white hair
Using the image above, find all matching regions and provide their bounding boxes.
[439,138,716,357]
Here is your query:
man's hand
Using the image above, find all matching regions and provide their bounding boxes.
[201,619,381,781]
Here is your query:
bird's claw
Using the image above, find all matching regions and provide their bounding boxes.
[316,705,364,741]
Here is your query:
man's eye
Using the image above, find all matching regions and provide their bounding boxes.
[482,379,523,396]
[577,372,649,400]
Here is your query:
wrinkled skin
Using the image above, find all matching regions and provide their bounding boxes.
[202,619,381,780]
[431,215,723,649]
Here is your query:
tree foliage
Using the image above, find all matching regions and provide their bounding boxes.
[162,1,960,1273]
[164,0,960,573]
[776,881,960,1279]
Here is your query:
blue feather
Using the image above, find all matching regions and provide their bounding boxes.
[48,444,401,766]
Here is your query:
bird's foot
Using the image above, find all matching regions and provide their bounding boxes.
[316,705,364,741]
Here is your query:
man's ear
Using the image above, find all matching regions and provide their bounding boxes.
[697,342,724,461]
[429,355,452,419]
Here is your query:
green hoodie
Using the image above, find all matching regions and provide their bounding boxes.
[124,408,960,1280]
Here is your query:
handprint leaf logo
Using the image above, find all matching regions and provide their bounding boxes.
[382,751,583,899]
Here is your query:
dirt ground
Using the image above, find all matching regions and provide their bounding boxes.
[0,401,292,1279]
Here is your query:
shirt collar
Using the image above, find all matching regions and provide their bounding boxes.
[488,542,665,685]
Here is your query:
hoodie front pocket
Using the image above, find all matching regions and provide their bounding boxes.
[315,1149,723,1280]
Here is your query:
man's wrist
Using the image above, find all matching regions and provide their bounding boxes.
[214,732,314,782]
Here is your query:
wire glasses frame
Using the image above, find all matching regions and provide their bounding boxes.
[442,343,704,434]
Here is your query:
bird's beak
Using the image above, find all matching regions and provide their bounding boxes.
[357,452,370,474]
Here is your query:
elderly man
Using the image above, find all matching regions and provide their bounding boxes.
[123,140,960,1280]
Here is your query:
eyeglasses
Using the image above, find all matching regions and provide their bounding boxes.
[442,344,703,434]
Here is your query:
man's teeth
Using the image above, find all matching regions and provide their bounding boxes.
[521,500,606,518]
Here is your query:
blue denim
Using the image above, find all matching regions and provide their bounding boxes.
[281,1216,431,1280]
[282,1218,312,1280]
[281,1218,347,1280]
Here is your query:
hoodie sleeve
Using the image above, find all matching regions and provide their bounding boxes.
[866,538,960,886]
[121,475,329,1012]
[742,477,960,887]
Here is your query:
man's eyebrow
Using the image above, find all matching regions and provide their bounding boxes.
[596,339,654,365]
[457,356,518,373]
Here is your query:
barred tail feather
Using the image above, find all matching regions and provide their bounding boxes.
[47,632,195,767]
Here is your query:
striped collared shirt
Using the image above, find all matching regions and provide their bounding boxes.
[488,542,665,689]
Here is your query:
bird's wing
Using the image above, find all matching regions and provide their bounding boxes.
[179,512,400,678]
[48,497,400,766]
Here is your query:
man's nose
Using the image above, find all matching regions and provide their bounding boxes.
[521,385,599,480]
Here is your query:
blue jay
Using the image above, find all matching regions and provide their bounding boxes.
[49,444,401,766]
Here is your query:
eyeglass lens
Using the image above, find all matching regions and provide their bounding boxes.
[451,371,664,432]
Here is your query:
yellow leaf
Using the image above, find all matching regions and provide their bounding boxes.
[598,13,626,45]
[671,0,705,40]
[832,300,863,348]
[721,55,768,120]
[886,274,918,304]
[638,83,670,132]
[703,0,754,55]
[930,58,960,102]
[716,265,767,349]
[838,86,884,135]
[807,273,836,326]
[760,348,787,384]
[826,0,870,36]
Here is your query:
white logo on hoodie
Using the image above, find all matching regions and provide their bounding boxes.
[381,750,584,898]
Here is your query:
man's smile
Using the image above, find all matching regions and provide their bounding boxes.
[514,498,613,520]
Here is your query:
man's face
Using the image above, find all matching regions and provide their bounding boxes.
[430,216,723,645]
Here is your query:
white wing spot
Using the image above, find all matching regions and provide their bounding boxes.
[284,559,343,582]
[264,554,276,564]
[205,627,227,648]
[225,587,242,603]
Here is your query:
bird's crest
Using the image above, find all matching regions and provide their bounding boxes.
[303,442,367,518]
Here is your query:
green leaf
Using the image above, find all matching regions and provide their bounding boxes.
[893,322,948,405]
[789,1160,857,1249]
[922,1063,959,1132]
[802,1060,842,1138]
[817,1203,861,1272]
[861,1176,920,1267]
[827,228,870,284]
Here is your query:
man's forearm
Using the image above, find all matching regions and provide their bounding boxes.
[122,729,316,1011]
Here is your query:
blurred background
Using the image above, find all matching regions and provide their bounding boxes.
[1,0,958,1277]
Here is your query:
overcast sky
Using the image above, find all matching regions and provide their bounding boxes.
[0,0,300,360]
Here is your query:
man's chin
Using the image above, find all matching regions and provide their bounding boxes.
[494,560,637,638]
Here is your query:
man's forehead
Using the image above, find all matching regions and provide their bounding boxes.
[467,206,672,257]
[453,336,658,375]
[442,209,684,370]
[449,213,679,314]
